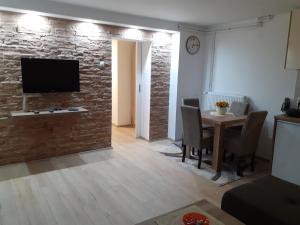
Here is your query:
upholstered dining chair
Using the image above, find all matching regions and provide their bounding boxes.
[227,101,250,133]
[224,111,268,176]
[229,101,249,116]
[181,105,213,169]
[182,98,213,155]
[182,98,200,108]
[182,97,211,129]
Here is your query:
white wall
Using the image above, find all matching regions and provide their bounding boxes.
[173,30,207,140]
[112,40,135,126]
[112,40,118,125]
[168,33,180,140]
[203,13,298,159]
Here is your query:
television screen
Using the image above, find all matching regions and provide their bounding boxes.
[21,58,80,93]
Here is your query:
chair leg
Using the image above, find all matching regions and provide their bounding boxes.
[237,157,244,177]
[251,153,255,172]
[204,140,213,156]
[198,149,202,169]
[223,151,226,162]
[182,145,186,162]
[205,148,209,155]
[230,153,235,162]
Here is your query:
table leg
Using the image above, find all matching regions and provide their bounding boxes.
[212,123,225,179]
[212,172,221,181]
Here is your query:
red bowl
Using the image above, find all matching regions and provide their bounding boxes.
[182,212,210,225]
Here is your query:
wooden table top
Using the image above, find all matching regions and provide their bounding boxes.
[136,199,245,225]
[202,111,247,126]
[275,114,300,124]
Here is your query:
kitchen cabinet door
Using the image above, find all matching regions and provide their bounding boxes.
[286,10,300,69]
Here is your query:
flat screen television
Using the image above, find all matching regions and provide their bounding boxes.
[21,58,80,93]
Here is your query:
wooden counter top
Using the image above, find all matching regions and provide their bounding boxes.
[275,114,300,124]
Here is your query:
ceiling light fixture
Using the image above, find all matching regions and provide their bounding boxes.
[18,13,49,31]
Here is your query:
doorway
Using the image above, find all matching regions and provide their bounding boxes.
[112,39,137,131]
[111,39,152,142]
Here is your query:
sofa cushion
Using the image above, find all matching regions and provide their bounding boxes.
[221,176,300,225]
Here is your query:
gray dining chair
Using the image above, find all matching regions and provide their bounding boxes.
[227,101,250,133]
[229,101,249,116]
[182,97,211,129]
[224,111,267,176]
[182,98,200,155]
[182,98,213,155]
[182,98,200,108]
[181,105,213,169]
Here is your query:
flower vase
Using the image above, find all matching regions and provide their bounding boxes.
[216,106,227,115]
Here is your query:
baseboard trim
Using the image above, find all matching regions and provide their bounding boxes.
[112,124,135,128]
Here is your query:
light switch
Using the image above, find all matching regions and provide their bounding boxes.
[98,61,105,68]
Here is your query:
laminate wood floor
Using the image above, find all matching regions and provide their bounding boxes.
[0,127,269,225]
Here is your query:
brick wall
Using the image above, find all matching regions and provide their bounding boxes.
[150,39,172,140]
[0,11,171,165]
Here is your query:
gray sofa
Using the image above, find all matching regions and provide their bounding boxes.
[221,176,300,225]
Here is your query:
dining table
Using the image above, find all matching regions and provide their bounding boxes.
[202,110,247,180]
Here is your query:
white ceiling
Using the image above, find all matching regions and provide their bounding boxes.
[48,0,300,25]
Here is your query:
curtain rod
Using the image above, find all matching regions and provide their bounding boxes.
[178,15,274,33]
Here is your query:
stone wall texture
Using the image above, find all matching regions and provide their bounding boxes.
[0,11,172,165]
[150,40,171,140]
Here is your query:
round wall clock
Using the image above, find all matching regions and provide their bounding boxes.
[186,35,200,55]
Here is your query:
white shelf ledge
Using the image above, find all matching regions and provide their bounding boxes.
[10,107,88,118]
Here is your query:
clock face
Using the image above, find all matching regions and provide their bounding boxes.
[186,35,200,55]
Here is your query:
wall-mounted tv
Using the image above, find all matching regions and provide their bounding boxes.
[21,58,80,93]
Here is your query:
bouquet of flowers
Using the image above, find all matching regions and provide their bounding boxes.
[215,101,229,108]
[215,101,229,115]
